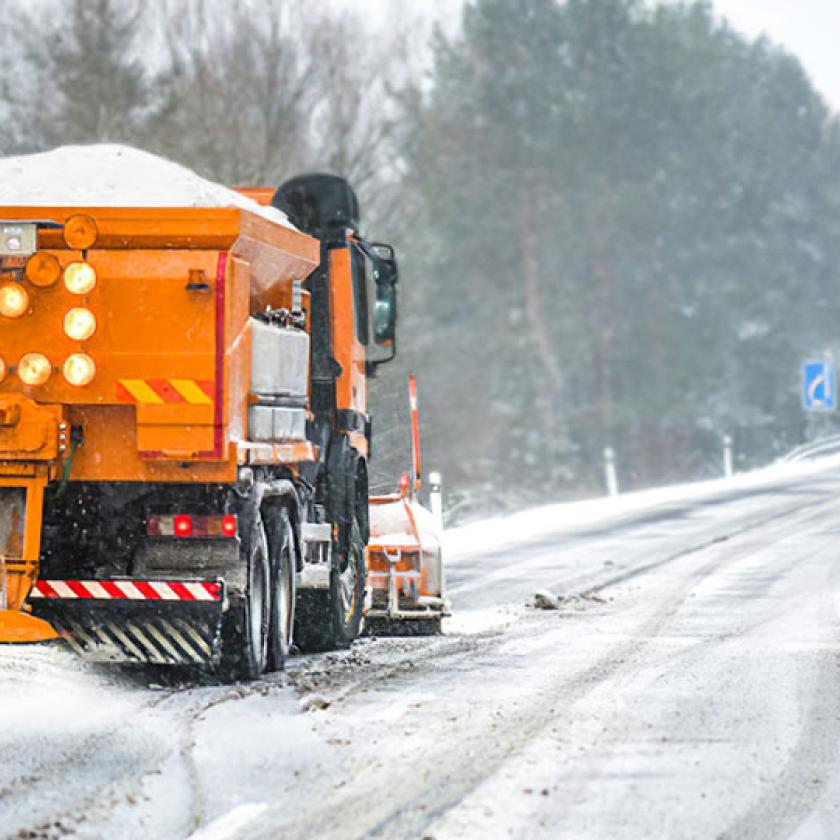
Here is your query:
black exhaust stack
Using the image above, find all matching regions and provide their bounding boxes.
[273,174,360,242]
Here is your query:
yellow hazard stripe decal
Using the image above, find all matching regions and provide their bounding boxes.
[120,379,165,405]
[170,379,213,405]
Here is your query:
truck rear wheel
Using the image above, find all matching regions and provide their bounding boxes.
[333,519,366,645]
[266,507,296,672]
[295,519,366,652]
[220,513,270,680]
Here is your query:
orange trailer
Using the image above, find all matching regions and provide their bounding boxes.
[0,168,399,678]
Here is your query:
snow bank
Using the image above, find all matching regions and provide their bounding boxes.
[0,144,294,228]
[444,453,840,559]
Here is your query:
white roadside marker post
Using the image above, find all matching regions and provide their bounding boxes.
[429,470,444,532]
[723,435,734,478]
[603,447,619,497]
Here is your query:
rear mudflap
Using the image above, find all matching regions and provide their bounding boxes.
[27,579,224,666]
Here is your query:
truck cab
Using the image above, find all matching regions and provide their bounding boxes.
[272,174,400,650]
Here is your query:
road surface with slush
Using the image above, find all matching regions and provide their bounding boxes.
[3,458,840,840]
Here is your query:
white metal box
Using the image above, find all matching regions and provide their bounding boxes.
[250,319,309,399]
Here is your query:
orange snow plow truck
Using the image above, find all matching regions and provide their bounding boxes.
[0,168,439,679]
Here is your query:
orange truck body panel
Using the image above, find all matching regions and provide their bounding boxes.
[0,206,319,483]
[234,187,275,206]
[327,247,368,455]
[0,205,320,640]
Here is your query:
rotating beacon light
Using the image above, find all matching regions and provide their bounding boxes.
[25,252,61,288]
[63,214,98,251]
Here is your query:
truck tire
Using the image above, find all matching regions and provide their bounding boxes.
[333,517,366,646]
[220,513,270,681]
[294,519,366,652]
[266,507,296,672]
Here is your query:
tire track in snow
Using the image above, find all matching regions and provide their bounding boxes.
[247,496,839,840]
[1,661,291,840]
[715,544,840,840]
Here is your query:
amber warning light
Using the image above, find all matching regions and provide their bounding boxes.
[64,308,97,341]
[18,353,51,386]
[64,262,97,295]
[63,353,96,387]
[0,283,29,319]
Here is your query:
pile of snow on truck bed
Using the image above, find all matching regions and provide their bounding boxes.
[0,144,293,227]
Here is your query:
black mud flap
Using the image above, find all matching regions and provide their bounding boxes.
[28,581,225,666]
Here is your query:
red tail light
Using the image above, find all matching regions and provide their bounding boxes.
[174,514,193,537]
[147,514,238,539]
[221,515,237,538]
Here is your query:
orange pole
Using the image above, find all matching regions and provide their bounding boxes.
[408,374,421,495]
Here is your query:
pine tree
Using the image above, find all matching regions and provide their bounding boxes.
[401,0,840,510]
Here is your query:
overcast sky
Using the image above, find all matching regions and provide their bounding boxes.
[344,0,840,110]
[712,0,840,109]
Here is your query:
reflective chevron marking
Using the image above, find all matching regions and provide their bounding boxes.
[175,617,213,657]
[126,622,168,664]
[49,616,217,665]
[159,619,204,664]
[117,378,214,405]
[117,378,164,404]
[170,379,213,405]
[105,622,147,661]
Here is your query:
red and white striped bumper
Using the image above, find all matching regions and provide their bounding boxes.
[27,579,224,666]
[30,579,222,602]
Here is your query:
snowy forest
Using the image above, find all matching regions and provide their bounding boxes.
[2,0,839,519]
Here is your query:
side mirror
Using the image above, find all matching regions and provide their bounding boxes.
[370,243,398,287]
[374,284,397,342]
[367,242,398,365]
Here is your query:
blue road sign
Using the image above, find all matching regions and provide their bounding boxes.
[803,360,836,412]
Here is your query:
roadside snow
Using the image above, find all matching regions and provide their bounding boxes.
[443,453,840,559]
[187,804,268,840]
[0,144,293,228]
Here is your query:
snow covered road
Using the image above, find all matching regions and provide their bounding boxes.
[4,461,840,839]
